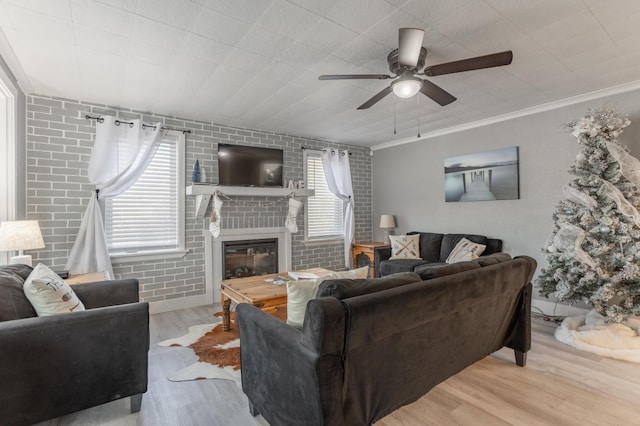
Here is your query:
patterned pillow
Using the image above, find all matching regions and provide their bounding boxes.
[24,263,85,316]
[389,234,421,260]
[445,238,486,264]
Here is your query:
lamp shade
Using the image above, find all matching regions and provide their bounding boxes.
[379,215,396,229]
[0,220,45,252]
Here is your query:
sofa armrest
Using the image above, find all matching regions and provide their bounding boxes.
[236,303,344,426]
[374,246,392,278]
[0,302,149,425]
[73,279,140,309]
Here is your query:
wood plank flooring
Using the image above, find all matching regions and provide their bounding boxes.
[36,305,640,426]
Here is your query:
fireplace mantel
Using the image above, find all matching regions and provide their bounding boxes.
[187,184,314,217]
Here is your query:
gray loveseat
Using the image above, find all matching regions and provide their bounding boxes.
[237,255,536,425]
[0,264,149,426]
[375,231,503,277]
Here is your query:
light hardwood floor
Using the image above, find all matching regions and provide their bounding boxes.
[37,305,640,426]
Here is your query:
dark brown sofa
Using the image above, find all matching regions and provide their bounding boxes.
[0,264,149,426]
[374,231,503,277]
[237,255,536,425]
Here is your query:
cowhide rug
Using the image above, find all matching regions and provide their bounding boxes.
[158,308,287,385]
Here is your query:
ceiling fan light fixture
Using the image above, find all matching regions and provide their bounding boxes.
[392,77,422,98]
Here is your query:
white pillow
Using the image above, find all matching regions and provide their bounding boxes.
[286,273,333,328]
[285,266,369,328]
[330,265,369,279]
[24,263,85,316]
[389,234,421,260]
[446,238,486,264]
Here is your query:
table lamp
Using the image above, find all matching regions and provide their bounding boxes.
[379,214,396,244]
[0,220,45,266]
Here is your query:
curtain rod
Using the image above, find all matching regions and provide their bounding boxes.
[84,114,192,134]
[301,146,351,156]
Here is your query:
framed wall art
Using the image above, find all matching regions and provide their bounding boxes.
[444,146,519,202]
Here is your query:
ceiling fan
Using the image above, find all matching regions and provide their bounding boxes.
[319,28,513,110]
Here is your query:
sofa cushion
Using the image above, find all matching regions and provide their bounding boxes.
[446,238,486,264]
[439,234,489,262]
[415,261,481,280]
[379,258,429,276]
[475,252,512,266]
[0,264,37,322]
[24,263,85,316]
[389,234,421,259]
[409,232,444,262]
[316,272,422,299]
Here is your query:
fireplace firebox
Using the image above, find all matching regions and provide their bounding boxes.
[222,238,278,279]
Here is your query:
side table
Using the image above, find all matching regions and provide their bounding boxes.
[64,271,111,285]
[351,242,389,278]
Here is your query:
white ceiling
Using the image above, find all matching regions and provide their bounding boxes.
[2,0,640,147]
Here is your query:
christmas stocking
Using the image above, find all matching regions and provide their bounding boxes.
[209,194,223,238]
[285,197,303,233]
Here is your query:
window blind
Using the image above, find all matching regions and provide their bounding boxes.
[105,136,178,254]
[305,153,344,240]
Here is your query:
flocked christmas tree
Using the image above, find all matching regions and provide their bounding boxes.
[537,105,640,323]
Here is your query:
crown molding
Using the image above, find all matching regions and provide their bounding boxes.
[371,79,640,151]
[0,27,32,95]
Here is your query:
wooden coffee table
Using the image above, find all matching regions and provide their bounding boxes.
[220,268,332,331]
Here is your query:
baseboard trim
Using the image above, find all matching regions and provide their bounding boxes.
[532,298,589,318]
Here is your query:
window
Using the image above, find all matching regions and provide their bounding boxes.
[105,131,185,257]
[0,62,18,265]
[304,150,344,241]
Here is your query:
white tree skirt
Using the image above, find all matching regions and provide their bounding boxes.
[555,310,640,363]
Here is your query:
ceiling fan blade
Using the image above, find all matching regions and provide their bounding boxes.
[398,28,425,68]
[357,86,393,110]
[420,79,456,106]
[424,51,513,76]
[319,74,392,80]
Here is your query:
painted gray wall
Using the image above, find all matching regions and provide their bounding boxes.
[373,88,640,309]
[26,94,372,303]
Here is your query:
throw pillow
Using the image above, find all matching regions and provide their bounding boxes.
[389,234,421,260]
[330,265,369,279]
[286,272,333,328]
[285,267,369,328]
[23,263,85,316]
[0,264,37,322]
[445,238,487,264]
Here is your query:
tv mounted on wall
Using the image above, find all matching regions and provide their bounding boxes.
[218,143,284,187]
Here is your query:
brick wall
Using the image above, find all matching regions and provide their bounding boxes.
[26,94,372,303]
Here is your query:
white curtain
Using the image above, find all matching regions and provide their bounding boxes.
[65,116,164,276]
[321,149,355,267]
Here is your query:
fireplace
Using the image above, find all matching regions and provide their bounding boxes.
[204,227,292,303]
[222,238,278,279]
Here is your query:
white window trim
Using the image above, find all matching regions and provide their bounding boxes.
[0,64,17,265]
[303,149,344,245]
[109,130,187,263]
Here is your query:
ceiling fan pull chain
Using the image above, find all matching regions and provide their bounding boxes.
[393,96,397,135]
[417,94,421,138]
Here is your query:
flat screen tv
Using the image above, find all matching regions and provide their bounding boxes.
[218,143,284,187]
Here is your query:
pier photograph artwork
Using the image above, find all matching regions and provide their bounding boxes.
[444,147,519,202]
